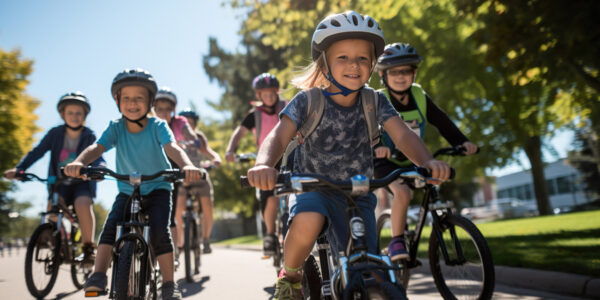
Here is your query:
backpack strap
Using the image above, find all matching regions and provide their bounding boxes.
[298,88,325,143]
[253,109,262,145]
[410,83,427,123]
[361,87,380,146]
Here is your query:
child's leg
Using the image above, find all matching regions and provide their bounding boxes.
[200,196,213,240]
[74,195,95,245]
[146,189,175,283]
[157,252,175,282]
[283,211,325,282]
[389,181,411,236]
[175,188,186,248]
[93,244,113,273]
[263,195,279,234]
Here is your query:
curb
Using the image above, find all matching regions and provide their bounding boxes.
[215,244,600,298]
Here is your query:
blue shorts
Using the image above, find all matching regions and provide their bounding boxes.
[288,191,378,255]
[56,182,93,206]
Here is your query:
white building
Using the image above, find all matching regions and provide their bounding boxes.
[495,159,591,210]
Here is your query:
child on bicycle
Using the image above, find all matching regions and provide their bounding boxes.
[373,43,478,261]
[153,88,221,255]
[225,73,286,257]
[64,68,202,300]
[246,11,451,299]
[4,91,104,265]
[178,108,221,253]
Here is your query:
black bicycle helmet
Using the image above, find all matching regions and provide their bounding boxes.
[57,91,90,115]
[375,43,423,71]
[311,11,385,61]
[110,68,158,105]
[155,86,177,107]
[179,108,199,122]
[252,73,280,90]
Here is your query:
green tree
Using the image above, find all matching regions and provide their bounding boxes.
[0,48,40,232]
[566,126,600,201]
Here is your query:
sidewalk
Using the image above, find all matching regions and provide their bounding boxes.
[215,244,600,299]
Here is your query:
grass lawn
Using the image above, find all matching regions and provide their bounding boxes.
[380,209,600,277]
[219,210,600,277]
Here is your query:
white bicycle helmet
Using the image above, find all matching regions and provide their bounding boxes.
[311,11,385,61]
[155,87,177,107]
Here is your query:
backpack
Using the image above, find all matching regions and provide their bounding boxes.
[253,100,286,145]
[281,87,381,169]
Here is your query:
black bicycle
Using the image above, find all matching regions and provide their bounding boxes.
[16,172,93,299]
[180,161,215,283]
[78,167,184,300]
[376,146,495,300]
[242,171,413,300]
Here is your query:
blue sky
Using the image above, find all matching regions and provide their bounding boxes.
[0,1,575,216]
[0,0,242,215]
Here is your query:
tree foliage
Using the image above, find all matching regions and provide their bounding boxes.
[567,126,600,200]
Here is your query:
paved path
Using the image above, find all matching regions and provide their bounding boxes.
[0,246,593,299]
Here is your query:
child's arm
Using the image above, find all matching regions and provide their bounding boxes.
[196,131,222,166]
[247,116,297,191]
[225,125,249,162]
[64,144,107,179]
[383,116,450,181]
[164,142,202,184]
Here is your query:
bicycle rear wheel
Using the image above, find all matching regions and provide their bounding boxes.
[365,281,407,300]
[428,214,495,300]
[184,213,201,282]
[301,254,322,300]
[375,212,410,288]
[115,240,144,300]
[25,223,61,299]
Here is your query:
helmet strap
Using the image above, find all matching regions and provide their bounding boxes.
[321,52,362,97]
[64,123,83,131]
[123,115,147,128]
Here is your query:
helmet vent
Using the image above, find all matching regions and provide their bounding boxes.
[318,24,327,30]
[352,15,358,25]
[367,19,374,27]
[330,19,341,27]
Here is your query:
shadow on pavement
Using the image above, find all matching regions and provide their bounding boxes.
[178,275,210,297]
[48,289,80,300]
[264,283,275,300]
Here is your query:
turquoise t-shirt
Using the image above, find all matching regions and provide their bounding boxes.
[97,117,175,195]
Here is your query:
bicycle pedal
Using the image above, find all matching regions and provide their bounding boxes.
[261,255,271,260]
[85,290,108,297]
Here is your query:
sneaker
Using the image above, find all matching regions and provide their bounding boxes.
[273,277,302,300]
[388,236,409,261]
[161,281,182,300]
[263,233,277,256]
[203,239,212,254]
[79,243,96,265]
[83,272,107,292]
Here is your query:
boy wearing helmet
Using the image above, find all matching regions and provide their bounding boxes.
[4,92,105,265]
[246,12,450,299]
[225,72,286,257]
[373,43,478,261]
[154,88,221,255]
[64,68,202,300]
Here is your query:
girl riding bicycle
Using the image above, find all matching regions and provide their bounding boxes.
[373,43,478,261]
[246,11,451,300]
[4,91,104,265]
[64,68,202,300]
[153,89,221,255]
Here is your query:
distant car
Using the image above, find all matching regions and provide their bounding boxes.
[461,198,538,221]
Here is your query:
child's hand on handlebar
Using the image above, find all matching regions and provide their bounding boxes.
[247,165,278,191]
[462,142,478,155]
[4,168,17,180]
[423,159,451,184]
[64,162,86,180]
[182,165,202,184]
[374,146,391,159]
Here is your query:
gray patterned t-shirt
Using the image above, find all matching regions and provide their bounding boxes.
[280,89,398,180]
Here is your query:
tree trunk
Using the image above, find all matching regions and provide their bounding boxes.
[523,136,553,215]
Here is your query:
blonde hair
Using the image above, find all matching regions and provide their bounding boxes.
[291,42,377,90]
[291,54,330,90]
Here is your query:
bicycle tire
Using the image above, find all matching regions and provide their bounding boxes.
[428,214,495,300]
[365,281,407,300]
[184,213,194,282]
[115,240,139,300]
[25,223,61,299]
[71,260,92,290]
[301,254,322,300]
[375,212,410,288]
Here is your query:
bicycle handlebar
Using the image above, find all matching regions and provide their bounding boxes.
[433,145,480,158]
[14,171,49,183]
[73,166,186,182]
[240,166,455,195]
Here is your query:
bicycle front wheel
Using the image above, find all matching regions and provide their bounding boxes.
[184,213,200,282]
[25,223,61,299]
[428,214,495,300]
[115,240,143,300]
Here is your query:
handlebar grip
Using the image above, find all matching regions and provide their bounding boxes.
[240,176,251,188]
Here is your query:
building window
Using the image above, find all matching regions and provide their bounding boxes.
[524,184,533,200]
[546,179,556,196]
[556,176,572,194]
